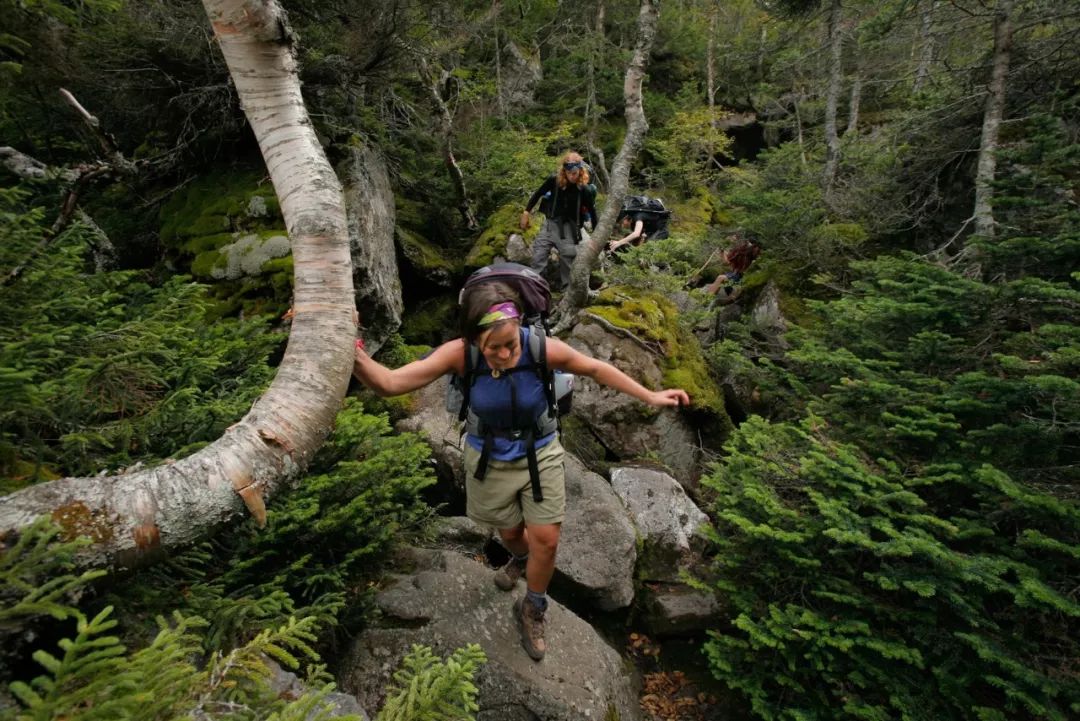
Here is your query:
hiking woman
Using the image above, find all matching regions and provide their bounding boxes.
[352,281,689,662]
[607,195,671,255]
[706,236,761,296]
[521,151,597,289]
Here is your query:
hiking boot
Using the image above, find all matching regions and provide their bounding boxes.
[493,555,527,591]
[514,598,547,661]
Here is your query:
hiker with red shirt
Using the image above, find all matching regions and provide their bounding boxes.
[706,236,761,296]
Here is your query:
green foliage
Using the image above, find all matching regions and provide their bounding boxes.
[375,644,486,721]
[7,605,361,721]
[646,105,735,190]
[0,187,283,485]
[0,517,105,630]
[702,416,1080,721]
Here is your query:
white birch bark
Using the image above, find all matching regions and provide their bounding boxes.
[973,0,1014,239]
[822,0,844,196]
[913,0,937,93]
[0,0,355,571]
[558,0,659,322]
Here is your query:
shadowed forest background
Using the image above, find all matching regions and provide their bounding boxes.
[1,0,1078,719]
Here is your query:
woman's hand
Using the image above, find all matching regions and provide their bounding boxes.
[519,211,531,230]
[648,389,690,408]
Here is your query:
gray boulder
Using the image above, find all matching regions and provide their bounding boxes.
[499,41,542,113]
[266,659,369,720]
[636,583,722,637]
[394,376,466,487]
[339,143,403,354]
[749,281,789,340]
[565,317,700,479]
[555,454,637,610]
[432,515,490,550]
[340,549,642,721]
[610,466,709,583]
[502,232,532,264]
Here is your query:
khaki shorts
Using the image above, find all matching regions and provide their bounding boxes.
[464,438,566,529]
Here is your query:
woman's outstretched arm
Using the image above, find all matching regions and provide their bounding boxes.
[545,337,690,407]
[353,337,465,397]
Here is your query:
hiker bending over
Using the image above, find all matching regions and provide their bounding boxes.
[352,281,689,662]
[607,195,671,254]
[706,236,761,296]
[520,151,597,289]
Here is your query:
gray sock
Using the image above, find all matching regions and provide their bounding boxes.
[525,588,548,612]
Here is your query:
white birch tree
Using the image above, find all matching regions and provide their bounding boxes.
[556,0,660,323]
[0,0,355,571]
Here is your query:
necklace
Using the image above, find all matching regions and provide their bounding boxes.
[491,369,501,379]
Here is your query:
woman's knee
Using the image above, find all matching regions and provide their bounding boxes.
[526,524,560,555]
[498,524,526,544]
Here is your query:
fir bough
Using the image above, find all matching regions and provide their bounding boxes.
[375,644,486,721]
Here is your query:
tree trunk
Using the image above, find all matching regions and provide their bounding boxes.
[0,0,356,571]
[707,1,718,125]
[822,0,844,197]
[556,0,659,323]
[973,0,1014,239]
[847,70,861,134]
[912,0,936,93]
[421,60,480,231]
[585,0,610,189]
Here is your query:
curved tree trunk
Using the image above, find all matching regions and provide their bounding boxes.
[0,0,355,571]
[556,0,659,324]
[973,0,1014,239]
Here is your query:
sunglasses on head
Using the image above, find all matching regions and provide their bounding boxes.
[563,161,584,171]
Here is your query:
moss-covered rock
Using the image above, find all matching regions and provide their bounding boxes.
[400,295,459,346]
[585,285,728,420]
[668,188,728,242]
[465,202,542,269]
[396,226,458,287]
[159,170,281,246]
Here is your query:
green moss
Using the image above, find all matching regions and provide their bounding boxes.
[397,226,459,277]
[668,189,719,242]
[585,286,729,420]
[401,295,459,346]
[191,249,228,278]
[465,202,541,268]
[182,232,235,255]
[396,195,429,234]
[159,170,280,246]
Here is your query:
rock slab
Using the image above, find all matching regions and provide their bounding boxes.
[340,549,642,721]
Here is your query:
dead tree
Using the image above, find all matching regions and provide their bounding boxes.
[973,0,1014,239]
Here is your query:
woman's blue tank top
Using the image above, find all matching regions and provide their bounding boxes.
[465,326,556,461]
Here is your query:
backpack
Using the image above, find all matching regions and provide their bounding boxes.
[445,263,574,501]
[618,195,672,238]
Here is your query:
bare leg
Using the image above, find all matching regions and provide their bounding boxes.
[522,522,561,593]
[498,524,529,557]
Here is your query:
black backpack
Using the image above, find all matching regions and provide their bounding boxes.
[445,263,573,501]
[618,195,672,238]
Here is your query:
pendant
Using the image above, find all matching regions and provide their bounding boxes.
[491,369,501,379]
